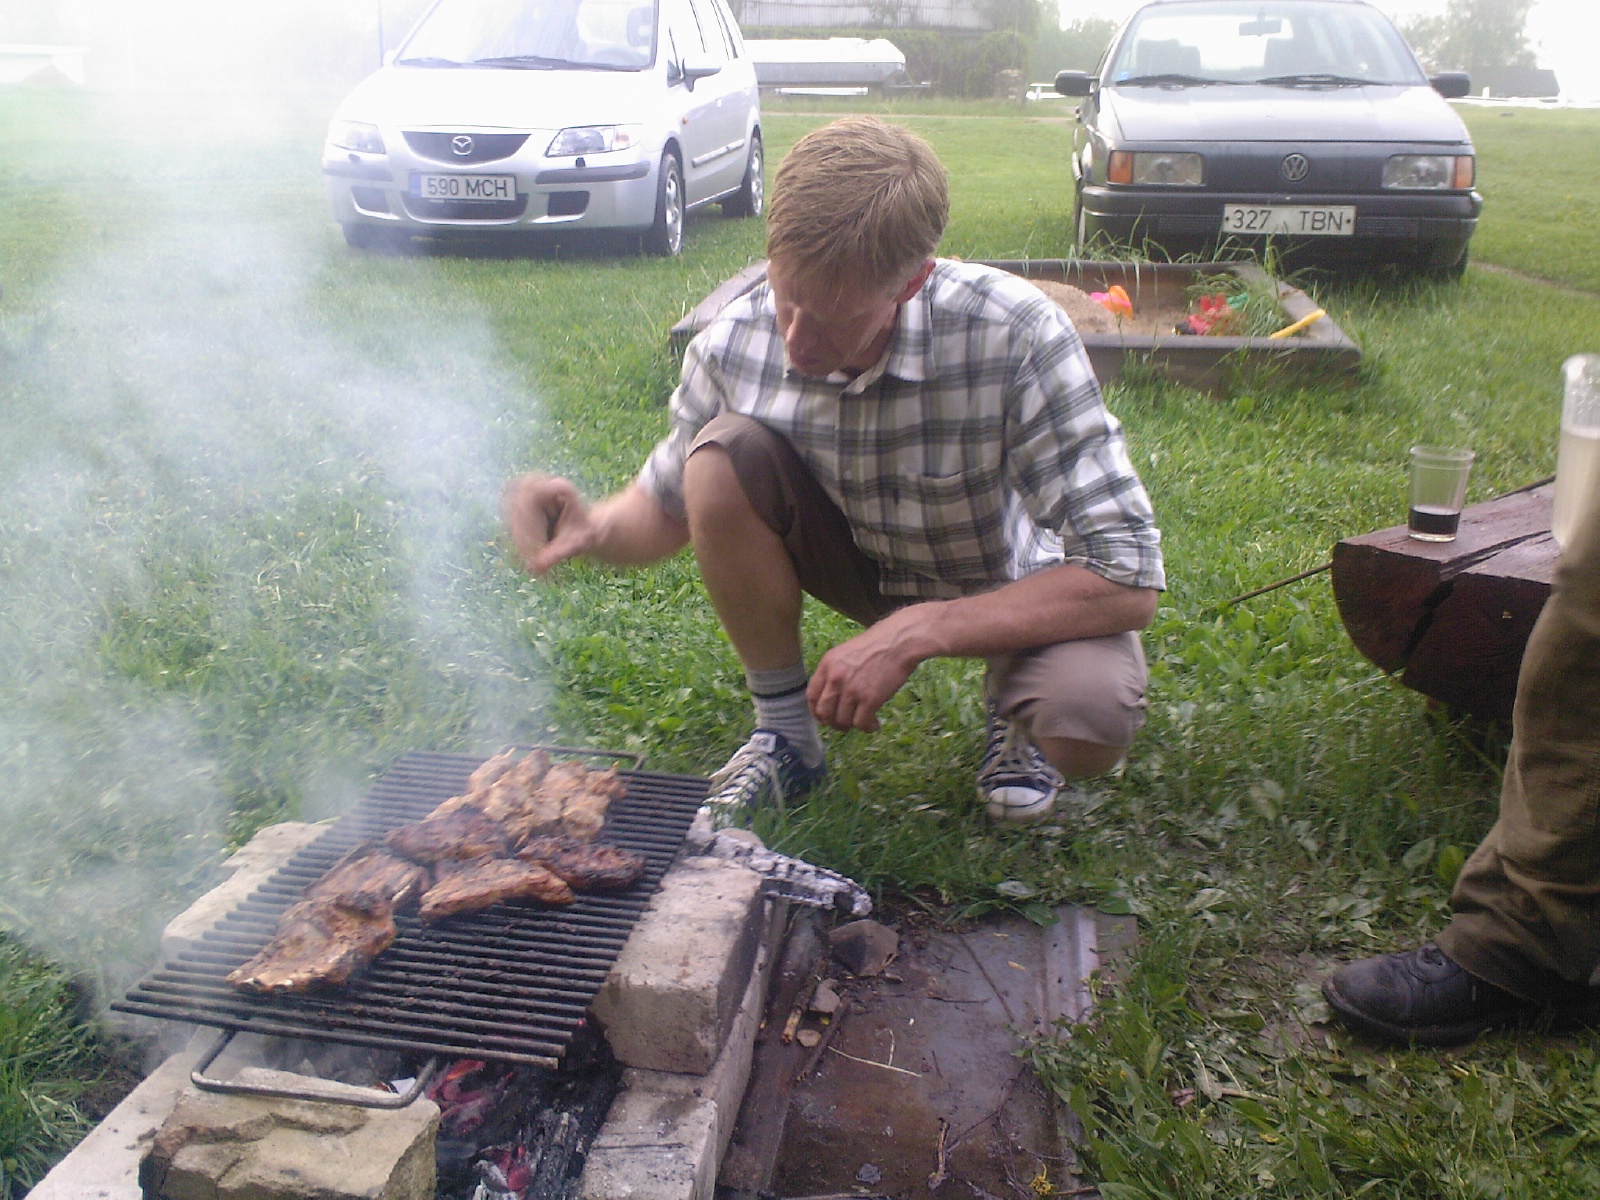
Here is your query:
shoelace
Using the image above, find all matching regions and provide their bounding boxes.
[982,720,1062,787]
[707,741,788,810]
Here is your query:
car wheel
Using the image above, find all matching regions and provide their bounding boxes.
[1424,240,1469,281]
[721,133,763,218]
[1072,188,1091,256]
[643,151,684,257]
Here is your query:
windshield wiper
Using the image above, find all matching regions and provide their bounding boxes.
[469,54,583,69]
[1118,73,1227,87]
[1256,73,1379,87]
[395,56,464,68]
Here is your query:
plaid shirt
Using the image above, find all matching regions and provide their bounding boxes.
[639,259,1165,600]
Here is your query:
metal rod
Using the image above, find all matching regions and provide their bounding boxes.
[190,1029,443,1108]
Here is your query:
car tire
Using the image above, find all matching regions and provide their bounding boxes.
[721,133,763,218]
[643,151,684,257]
[1072,188,1091,257]
[1424,241,1469,281]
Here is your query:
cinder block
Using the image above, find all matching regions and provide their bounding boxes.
[159,823,326,964]
[581,897,779,1200]
[590,857,764,1074]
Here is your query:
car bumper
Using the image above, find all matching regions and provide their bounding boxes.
[323,147,661,234]
[1082,185,1482,248]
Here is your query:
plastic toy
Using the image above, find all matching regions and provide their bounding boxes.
[1089,284,1133,319]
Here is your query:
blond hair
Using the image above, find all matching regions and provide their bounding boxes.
[766,116,949,295]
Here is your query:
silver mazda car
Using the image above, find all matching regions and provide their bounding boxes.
[1055,0,1481,275]
[323,0,762,255]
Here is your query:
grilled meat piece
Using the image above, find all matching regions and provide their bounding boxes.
[305,844,430,914]
[432,749,562,845]
[419,855,574,922]
[386,807,510,864]
[227,896,397,993]
[539,760,627,842]
[518,835,647,892]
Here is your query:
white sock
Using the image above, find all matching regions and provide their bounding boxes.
[747,664,825,769]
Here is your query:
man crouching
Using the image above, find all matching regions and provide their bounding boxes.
[503,116,1164,825]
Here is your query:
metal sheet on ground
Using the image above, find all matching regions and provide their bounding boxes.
[732,907,1134,1197]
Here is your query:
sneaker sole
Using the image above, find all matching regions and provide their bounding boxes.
[982,791,1056,825]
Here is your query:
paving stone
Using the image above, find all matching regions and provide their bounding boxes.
[590,857,764,1074]
[140,1069,438,1200]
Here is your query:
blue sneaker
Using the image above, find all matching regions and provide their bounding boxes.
[704,730,827,820]
[978,707,1063,825]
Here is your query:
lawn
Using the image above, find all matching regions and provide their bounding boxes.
[2,87,1598,1196]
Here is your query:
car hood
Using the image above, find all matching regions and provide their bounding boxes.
[333,64,666,130]
[1101,84,1471,146]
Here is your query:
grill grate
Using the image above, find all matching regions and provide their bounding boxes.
[112,751,708,1068]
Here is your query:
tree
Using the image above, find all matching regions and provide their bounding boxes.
[1401,0,1535,82]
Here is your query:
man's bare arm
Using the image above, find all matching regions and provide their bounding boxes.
[808,564,1158,732]
[503,476,689,576]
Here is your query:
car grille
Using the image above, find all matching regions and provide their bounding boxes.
[402,194,530,221]
[404,132,532,164]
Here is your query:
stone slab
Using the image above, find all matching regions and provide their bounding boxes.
[159,823,326,964]
[590,856,765,1074]
[141,1069,438,1200]
[26,1041,206,1200]
[582,897,780,1200]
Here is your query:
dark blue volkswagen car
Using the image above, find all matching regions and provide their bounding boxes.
[1056,0,1481,275]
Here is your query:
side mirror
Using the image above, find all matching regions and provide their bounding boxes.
[1430,71,1470,98]
[681,52,721,89]
[1055,69,1095,97]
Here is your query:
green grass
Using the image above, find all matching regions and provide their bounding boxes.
[2,85,1599,1194]
[1457,104,1600,292]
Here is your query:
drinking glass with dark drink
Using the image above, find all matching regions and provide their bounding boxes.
[1408,445,1474,542]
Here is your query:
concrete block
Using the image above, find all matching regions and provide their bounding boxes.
[26,1042,205,1200]
[141,1070,438,1200]
[581,898,779,1200]
[159,823,326,964]
[590,857,763,1074]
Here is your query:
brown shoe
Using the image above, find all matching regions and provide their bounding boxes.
[1323,943,1546,1046]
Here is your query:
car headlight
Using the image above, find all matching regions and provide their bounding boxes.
[1383,154,1474,189]
[1108,151,1204,186]
[328,120,385,155]
[546,125,643,157]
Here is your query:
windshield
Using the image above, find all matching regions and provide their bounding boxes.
[399,0,657,70]
[1106,1,1426,86]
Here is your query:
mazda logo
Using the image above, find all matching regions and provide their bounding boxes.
[1280,153,1310,183]
[451,135,475,157]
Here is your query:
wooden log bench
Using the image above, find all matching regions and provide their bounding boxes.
[1331,481,1557,724]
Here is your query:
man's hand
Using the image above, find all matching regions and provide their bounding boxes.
[503,473,595,576]
[807,606,933,732]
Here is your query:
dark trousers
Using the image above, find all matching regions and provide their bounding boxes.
[1437,502,1600,998]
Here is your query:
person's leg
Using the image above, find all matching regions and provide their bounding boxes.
[1436,500,1600,992]
[982,632,1149,823]
[684,413,895,811]
[1323,503,1600,1044]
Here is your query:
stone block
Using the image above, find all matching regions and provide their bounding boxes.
[581,897,779,1200]
[159,823,325,964]
[590,857,763,1074]
[140,1070,438,1200]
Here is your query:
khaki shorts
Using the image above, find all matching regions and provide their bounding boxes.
[689,412,1149,749]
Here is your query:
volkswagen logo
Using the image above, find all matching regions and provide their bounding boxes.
[451,135,475,157]
[1280,153,1310,183]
